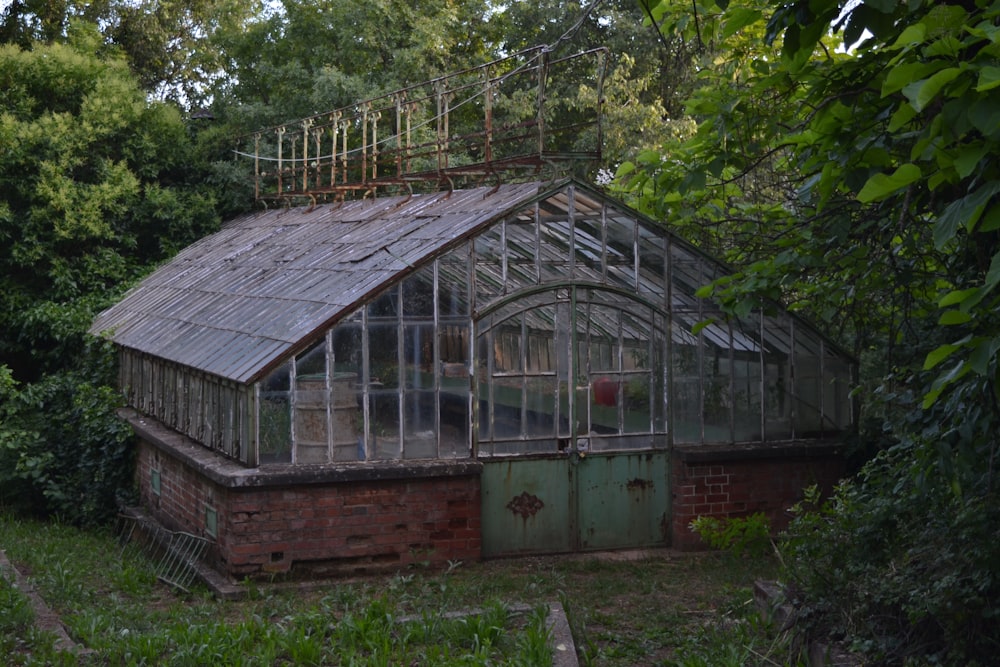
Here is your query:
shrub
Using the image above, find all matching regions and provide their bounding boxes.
[780,372,1000,665]
[690,512,772,559]
[0,343,134,526]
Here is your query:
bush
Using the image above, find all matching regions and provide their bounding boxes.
[780,372,1000,665]
[690,512,772,559]
[0,343,134,526]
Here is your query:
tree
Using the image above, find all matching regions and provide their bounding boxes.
[0,29,228,524]
[621,0,1000,661]
[206,0,499,132]
[0,0,263,107]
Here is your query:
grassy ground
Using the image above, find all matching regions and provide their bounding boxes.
[0,514,797,666]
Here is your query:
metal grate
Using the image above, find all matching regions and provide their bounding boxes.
[115,513,211,594]
[154,531,210,593]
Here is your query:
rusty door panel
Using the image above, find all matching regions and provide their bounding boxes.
[481,451,670,556]
[481,458,573,557]
[576,452,670,550]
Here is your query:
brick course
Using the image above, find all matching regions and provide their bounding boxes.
[669,443,845,550]
[128,410,846,575]
[134,436,481,580]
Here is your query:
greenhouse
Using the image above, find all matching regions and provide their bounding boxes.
[90,50,854,579]
[91,178,853,576]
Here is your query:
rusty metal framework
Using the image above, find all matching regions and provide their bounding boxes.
[238,47,608,201]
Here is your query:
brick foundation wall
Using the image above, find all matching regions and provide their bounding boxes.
[670,442,845,551]
[126,410,848,575]
[129,412,482,581]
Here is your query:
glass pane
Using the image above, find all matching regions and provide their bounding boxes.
[332,320,363,374]
[621,310,650,371]
[438,246,471,318]
[493,315,523,374]
[473,225,504,303]
[671,329,703,444]
[439,388,469,459]
[763,315,793,441]
[331,370,362,462]
[367,286,398,320]
[403,390,437,459]
[402,266,435,318]
[605,213,636,269]
[637,226,666,303]
[670,244,709,303]
[793,326,824,437]
[370,390,400,459]
[538,220,571,274]
[825,348,854,431]
[622,372,651,435]
[294,370,328,464]
[732,315,763,442]
[652,313,668,433]
[572,211,604,277]
[506,218,538,292]
[296,339,326,378]
[402,323,435,389]
[524,375,557,439]
[258,365,291,463]
[369,323,399,389]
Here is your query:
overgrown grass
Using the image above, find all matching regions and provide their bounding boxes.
[0,514,795,665]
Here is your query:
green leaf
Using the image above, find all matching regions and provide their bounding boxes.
[615,161,636,177]
[722,8,762,38]
[923,360,971,409]
[889,23,926,50]
[882,62,938,96]
[983,250,1000,294]
[863,0,897,12]
[637,150,661,166]
[969,98,1000,136]
[691,317,717,335]
[953,144,988,179]
[938,310,972,325]
[902,67,961,112]
[938,288,979,308]
[976,66,1000,92]
[977,203,1000,233]
[924,343,960,370]
[968,337,1000,375]
[934,182,1000,247]
[857,163,921,203]
[888,103,918,131]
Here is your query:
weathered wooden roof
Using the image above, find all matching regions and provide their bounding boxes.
[91,181,546,384]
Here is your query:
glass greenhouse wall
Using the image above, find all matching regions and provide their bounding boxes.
[248,187,854,466]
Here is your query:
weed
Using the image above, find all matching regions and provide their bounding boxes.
[689,512,772,559]
[1,514,789,666]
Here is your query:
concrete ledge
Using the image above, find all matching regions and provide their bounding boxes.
[673,440,845,464]
[122,409,482,488]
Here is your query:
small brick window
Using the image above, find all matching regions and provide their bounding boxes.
[204,505,218,538]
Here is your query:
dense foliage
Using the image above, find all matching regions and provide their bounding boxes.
[0,28,227,522]
[623,0,1000,662]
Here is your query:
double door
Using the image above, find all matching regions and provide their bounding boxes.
[476,287,670,556]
